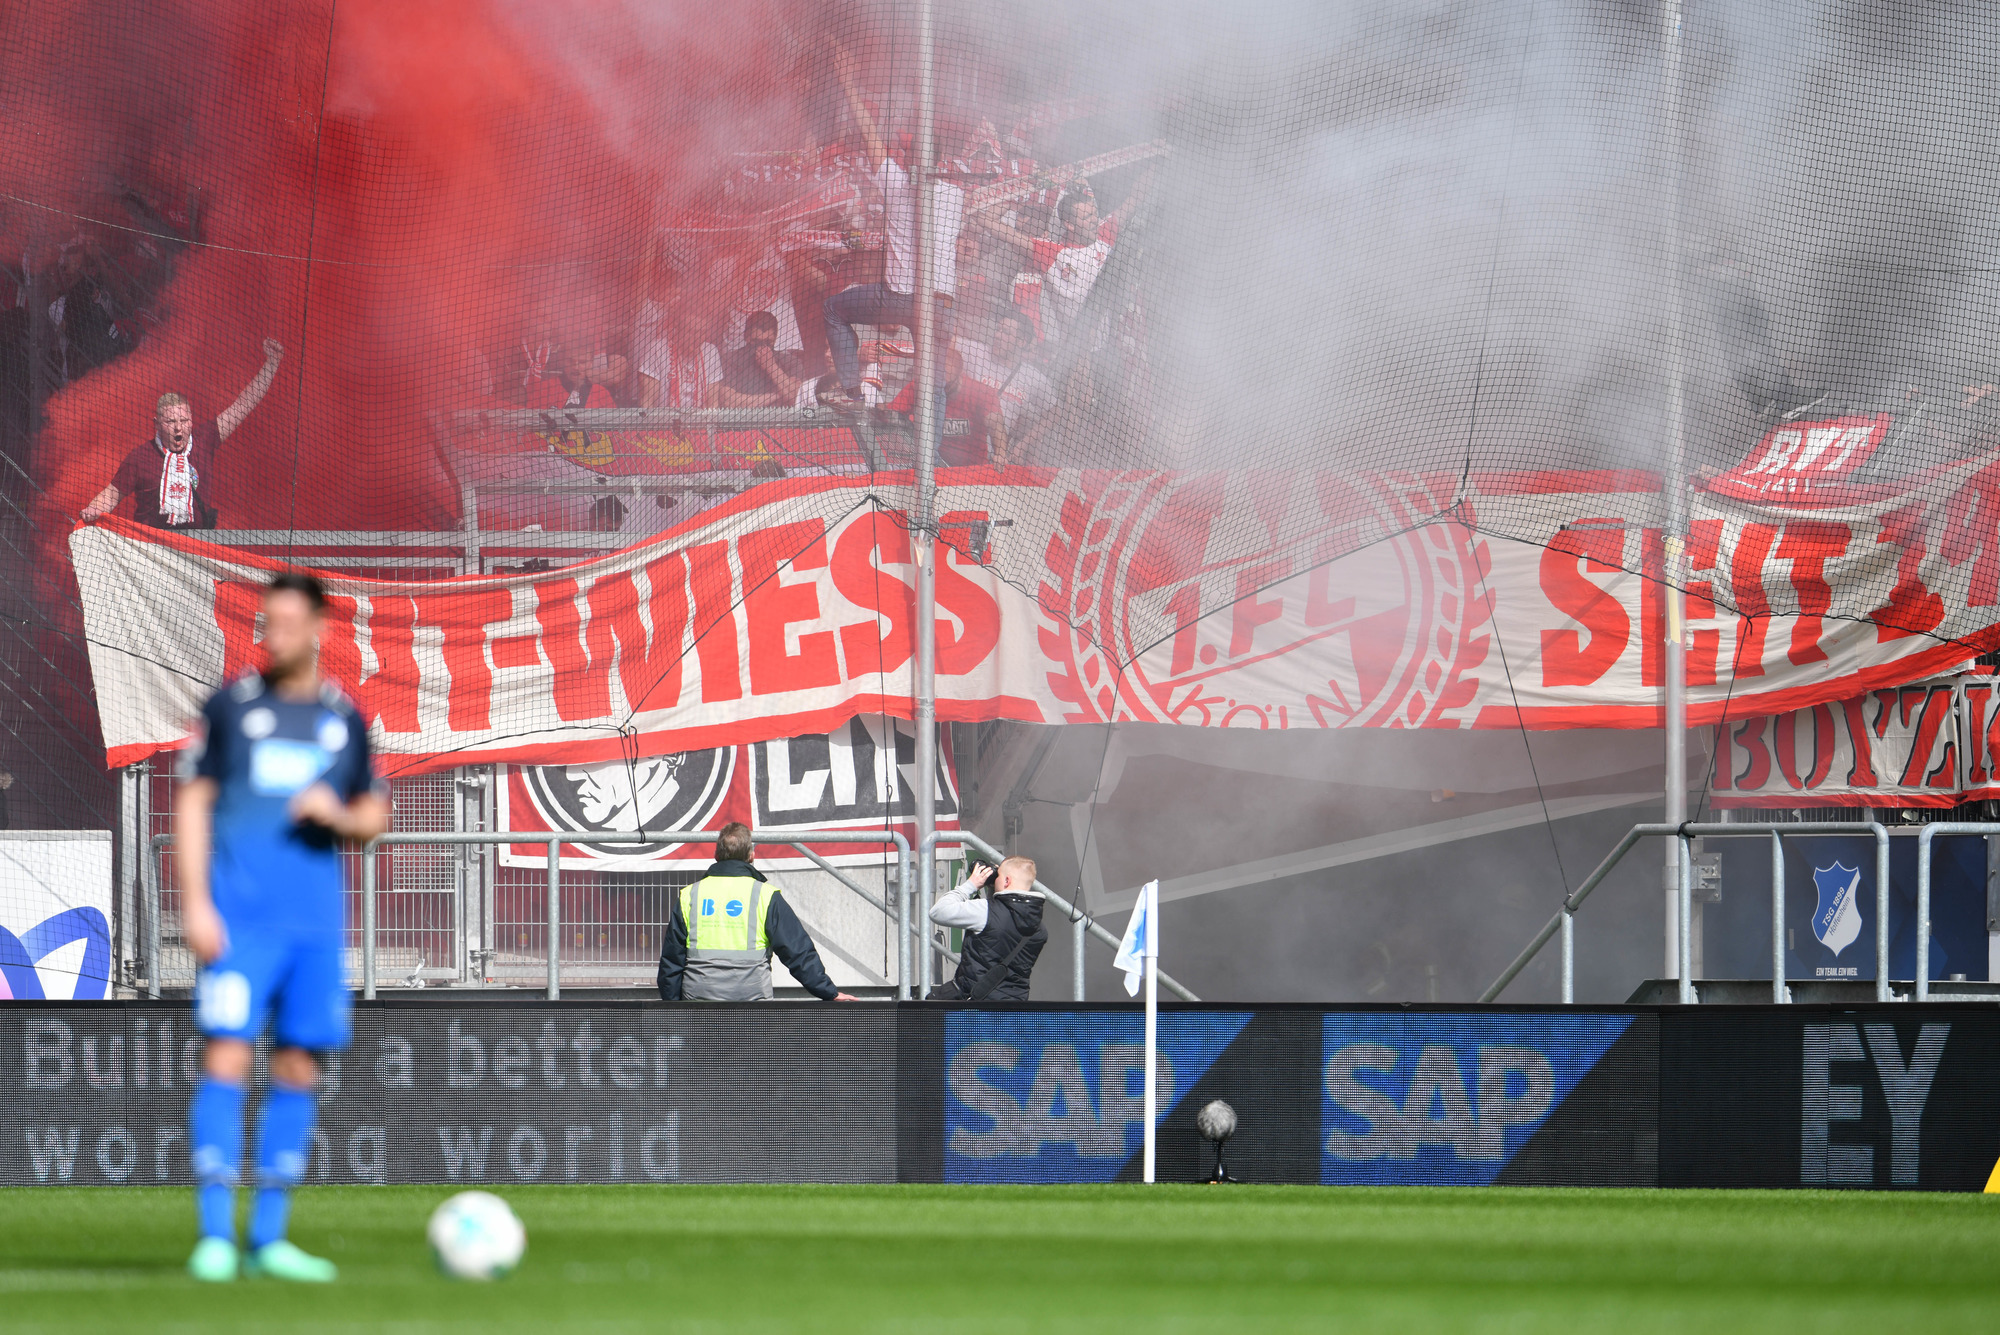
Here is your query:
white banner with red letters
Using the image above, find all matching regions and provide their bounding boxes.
[70,435,2000,773]
[1712,673,2000,808]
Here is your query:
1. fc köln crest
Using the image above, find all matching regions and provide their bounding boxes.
[1035,472,1487,728]
[1811,862,1865,957]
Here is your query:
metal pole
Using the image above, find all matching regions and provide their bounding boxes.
[1073,913,1086,1001]
[1480,825,1672,1003]
[454,773,470,985]
[784,841,896,914]
[1677,832,1694,1004]
[1872,823,1889,1003]
[1660,0,1689,986]
[919,842,936,995]
[117,766,139,994]
[361,841,378,1000]
[1142,930,1157,1185]
[482,766,497,985]
[897,841,911,1001]
[1771,832,1787,1004]
[460,481,482,576]
[1917,825,1934,1002]
[144,840,161,1001]
[547,836,562,1001]
[1560,911,1574,1004]
[911,0,941,1003]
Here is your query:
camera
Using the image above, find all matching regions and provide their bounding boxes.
[965,856,1000,887]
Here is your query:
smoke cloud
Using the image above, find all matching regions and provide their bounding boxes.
[7,0,1995,993]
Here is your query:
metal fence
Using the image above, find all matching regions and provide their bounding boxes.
[1915,823,2000,1003]
[1482,821,1894,1006]
[135,766,819,998]
[125,765,1203,1003]
[142,824,914,1001]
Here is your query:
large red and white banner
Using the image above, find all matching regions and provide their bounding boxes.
[71,438,2000,773]
[1712,673,2000,808]
[498,718,959,871]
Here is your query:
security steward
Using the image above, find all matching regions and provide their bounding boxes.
[925,855,1048,1000]
[657,823,858,1002]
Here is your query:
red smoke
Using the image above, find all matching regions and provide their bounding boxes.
[8,0,812,537]
[0,0,821,772]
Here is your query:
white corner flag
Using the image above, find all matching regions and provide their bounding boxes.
[1113,879,1157,996]
[1114,880,1161,1182]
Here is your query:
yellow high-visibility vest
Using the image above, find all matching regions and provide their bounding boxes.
[680,875,775,1001]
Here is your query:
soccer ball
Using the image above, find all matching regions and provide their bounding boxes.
[427,1191,526,1280]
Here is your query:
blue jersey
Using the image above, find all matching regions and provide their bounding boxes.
[187,673,382,940]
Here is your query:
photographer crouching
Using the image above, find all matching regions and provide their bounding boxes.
[925,856,1048,1001]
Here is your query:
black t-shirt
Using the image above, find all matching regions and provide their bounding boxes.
[111,421,223,529]
[721,346,805,398]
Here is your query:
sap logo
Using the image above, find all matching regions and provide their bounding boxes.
[1801,1022,1947,1186]
[1324,1042,1554,1162]
[947,1041,1175,1159]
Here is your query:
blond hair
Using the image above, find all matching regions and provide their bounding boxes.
[155,392,192,418]
[999,855,1038,889]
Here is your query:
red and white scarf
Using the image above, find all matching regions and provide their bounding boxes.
[665,350,710,409]
[157,442,197,525]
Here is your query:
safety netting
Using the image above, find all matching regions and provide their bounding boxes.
[7,0,2000,824]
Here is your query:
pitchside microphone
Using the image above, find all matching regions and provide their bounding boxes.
[1197,1099,1239,1184]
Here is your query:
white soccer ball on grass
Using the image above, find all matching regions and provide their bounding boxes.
[428,1190,527,1280]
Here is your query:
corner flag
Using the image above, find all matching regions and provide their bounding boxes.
[1115,880,1162,1182]
[1114,879,1157,997]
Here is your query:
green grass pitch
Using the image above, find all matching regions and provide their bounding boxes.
[3,1183,1999,1333]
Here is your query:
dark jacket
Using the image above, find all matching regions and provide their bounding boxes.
[111,423,223,529]
[656,860,840,1000]
[943,892,1047,1001]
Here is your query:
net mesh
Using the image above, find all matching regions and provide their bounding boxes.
[7,1,2000,824]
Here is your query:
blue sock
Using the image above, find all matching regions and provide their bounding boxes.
[189,1077,246,1242]
[248,1083,317,1248]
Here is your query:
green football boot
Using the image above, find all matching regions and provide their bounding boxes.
[187,1236,240,1282]
[244,1239,338,1283]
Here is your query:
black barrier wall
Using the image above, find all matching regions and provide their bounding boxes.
[3,1002,1997,1189]
[1,1001,896,1186]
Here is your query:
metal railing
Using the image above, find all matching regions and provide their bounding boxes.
[147,827,912,1001]
[1480,820,1891,1006]
[1916,822,2000,1003]
[142,821,1200,1004]
[920,830,1200,1002]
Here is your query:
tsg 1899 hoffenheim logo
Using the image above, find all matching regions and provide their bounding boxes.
[1811,862,1864,957]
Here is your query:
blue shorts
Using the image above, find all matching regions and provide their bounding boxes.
[194,933,351,1052]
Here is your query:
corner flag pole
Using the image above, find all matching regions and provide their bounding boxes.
[1142,878,1159,1185]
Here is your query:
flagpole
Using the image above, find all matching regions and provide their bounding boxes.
[1142,881,1158,1185]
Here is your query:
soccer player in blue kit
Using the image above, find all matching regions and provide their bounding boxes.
[178,572,390,1282]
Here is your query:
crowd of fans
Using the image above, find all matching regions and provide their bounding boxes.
[470,37,1159,483]
[0,188,190,485]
